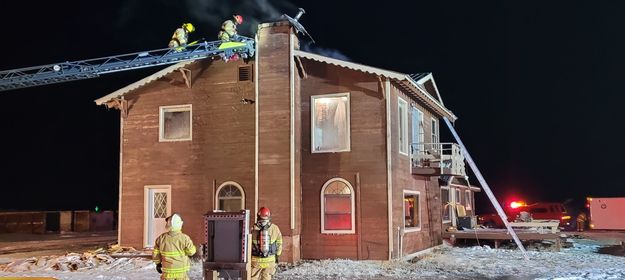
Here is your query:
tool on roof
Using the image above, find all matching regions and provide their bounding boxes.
[282,8,315,43]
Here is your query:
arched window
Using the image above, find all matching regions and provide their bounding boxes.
[321,178,355,234]
[215,182,245,211]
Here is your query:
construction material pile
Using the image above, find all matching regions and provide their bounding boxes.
[0,244,153,273]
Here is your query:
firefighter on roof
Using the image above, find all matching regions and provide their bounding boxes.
[169,23,195,50]
[251,207,282,280]
[152,213,196,280]
[218,15,243,41]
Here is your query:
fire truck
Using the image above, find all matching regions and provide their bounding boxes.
[586,197,625,230]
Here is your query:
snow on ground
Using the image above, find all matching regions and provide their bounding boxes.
[1,238,624,280]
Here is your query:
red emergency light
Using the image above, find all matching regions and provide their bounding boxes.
[510,201,526,209]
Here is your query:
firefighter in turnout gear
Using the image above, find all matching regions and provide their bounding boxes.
[251,207,282,280]
[169,23,195,50]
[218,15,243,42]
[152,214,197,280]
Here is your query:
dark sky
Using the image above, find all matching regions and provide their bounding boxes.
[0,1,623,212]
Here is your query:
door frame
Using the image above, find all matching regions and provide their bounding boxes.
[143,185,172,248]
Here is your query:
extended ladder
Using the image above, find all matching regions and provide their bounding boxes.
[0,37,255,92]
[443,117,530,261]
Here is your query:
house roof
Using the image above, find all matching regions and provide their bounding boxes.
[294,50,457,121]
[94,61,194,105]
[94,49,457,121]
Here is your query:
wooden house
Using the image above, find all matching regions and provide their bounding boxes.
[95,21,478,262]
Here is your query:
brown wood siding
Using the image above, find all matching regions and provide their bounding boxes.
[299,61,388,260]
[119,59,255,249]
[389,84,443,258]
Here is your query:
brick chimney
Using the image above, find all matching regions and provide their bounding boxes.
[256,21,302,263]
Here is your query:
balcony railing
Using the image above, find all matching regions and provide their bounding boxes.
[411,142,466,176]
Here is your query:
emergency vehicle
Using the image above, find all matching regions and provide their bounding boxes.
[586,197,625,230]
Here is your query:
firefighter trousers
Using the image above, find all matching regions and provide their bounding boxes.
[250,264,276,280]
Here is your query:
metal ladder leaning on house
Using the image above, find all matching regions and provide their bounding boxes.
[0,37,255,92]
[443,117,530,261]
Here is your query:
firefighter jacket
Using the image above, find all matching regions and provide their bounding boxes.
[577,212,588,223]
[251,223,282,268]
[152,230,197,279]
[218,20,238,41]
[169,28,189,48]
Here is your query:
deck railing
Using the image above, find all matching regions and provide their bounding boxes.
[411,142,466,176]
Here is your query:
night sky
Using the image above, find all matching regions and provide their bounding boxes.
[0,1,623,213]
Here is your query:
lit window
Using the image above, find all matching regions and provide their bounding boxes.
[311,93,350,153]
[321,178,355,233]
[160,105,192,141]
[216,182,244,212]
[404,191,421,230]
[398,98,408,155]
[441,187,451,223]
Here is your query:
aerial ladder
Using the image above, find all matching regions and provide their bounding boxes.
[0,37,255,92]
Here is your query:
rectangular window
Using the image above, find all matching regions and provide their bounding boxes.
[455,188,462,206]
[404,191,421,231]
[431,118,439,144]
[465,190,473,211]
[398,98,408,155]
[411,107,424,154]
[311,93,351,153]
[441,187,451,223]
[159,105,192,142]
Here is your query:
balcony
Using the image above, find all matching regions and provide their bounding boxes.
[411,143,466,176]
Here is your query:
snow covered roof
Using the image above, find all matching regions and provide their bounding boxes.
[294,50,457,121]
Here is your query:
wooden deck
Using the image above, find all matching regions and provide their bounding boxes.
[442,229,562,251]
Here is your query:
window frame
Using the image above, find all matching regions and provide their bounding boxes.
[311,93,351,153]
[403,190,422,232]
[398,97,409,155]
[465,190,473,211]
[159,104,193,142]
[441,186,452,223]
[214,181,245,211]
[320,178,356,234]
[431,118,439,144]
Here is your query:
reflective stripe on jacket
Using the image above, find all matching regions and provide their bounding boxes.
[152,230,196,279]
[251,223,282,268]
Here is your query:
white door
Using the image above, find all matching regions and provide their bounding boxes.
[145,186,171,248]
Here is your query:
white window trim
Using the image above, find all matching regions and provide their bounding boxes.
[159,104,193,142]
[441,186,452,223]
[431,118,439,144]
[465,190,472,210]
[320,178,356,234]
[143,185,171,248]
[403,190,422,232]
[214,181,245,211]
[454,188,462,206]
[311,92,351,153]
[398,97,409,156]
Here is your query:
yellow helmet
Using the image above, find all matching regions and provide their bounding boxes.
[182,23,195,33]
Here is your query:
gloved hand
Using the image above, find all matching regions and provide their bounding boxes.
[156,263,162,274]
[275,255,280,264]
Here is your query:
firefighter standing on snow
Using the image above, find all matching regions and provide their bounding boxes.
[169,23,195,49]
[251,207,282,280]
[152,214,197,280]
[218,15,243,41]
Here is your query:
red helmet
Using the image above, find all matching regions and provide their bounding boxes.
[257,207,271,220]
[233,15,243,25]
